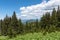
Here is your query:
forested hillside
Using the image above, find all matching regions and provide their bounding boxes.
[0,6,60,38]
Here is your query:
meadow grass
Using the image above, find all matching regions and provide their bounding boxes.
[0,31,60,40]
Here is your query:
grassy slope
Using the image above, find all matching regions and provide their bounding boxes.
[0,31,60,40]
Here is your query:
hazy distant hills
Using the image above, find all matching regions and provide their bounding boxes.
[22,19,38,24]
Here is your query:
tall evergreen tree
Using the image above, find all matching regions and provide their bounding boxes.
[18,19,23,34]
[40,12,51,32]
[11,11,19,37]
[35,19,39,32]
[56,6,60,27]
[2,15,10,35]
[0,20,2,35]
[51,8,57,26]
[40,14,46,29]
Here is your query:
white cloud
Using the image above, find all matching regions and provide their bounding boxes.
[18,0,60,20]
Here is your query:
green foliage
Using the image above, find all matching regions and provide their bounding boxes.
[0,6,60,38]
[0,32,60,40]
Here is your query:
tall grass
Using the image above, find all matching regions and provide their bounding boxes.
[0,31,60,40]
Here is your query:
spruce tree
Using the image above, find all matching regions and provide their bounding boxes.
[11,11,19,37]
[2,15,10,36]
[56,6,60,27]
[0,20,2,35]
[18,19,23,34]
[51,8,57,26]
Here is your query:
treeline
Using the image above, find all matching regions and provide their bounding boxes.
[0,6,60,38]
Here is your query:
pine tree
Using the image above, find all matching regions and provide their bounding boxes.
[35,19,39,32]
[40,14,46,29]
[51,8,57,26]
[56,6,60,27]
[40,12,51,32]
[11,11,19,37]
[0,20,2,35]
[7,17,13,38]
[2,15,10,36]
[25,21,29,33]
[18,19,23,34]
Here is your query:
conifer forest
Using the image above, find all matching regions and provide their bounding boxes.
[0,6,60,40]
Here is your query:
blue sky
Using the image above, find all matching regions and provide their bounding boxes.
[0,0,60,20]
[0,0,43,19]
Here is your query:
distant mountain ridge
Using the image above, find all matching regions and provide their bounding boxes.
[22,19,38,24]
[27,19,37,22]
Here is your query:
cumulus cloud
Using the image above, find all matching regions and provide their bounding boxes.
[19,0,60,20]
